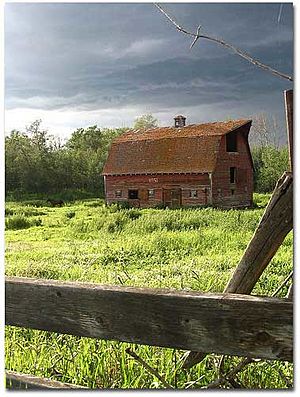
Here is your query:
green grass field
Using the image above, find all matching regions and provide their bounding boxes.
[5,193,293,389]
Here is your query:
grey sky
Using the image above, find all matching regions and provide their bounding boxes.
[5,2,293,140]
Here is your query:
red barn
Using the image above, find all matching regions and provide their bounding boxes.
[102,116,253,208]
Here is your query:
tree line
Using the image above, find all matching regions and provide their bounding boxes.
[5,115,289,200]
[5,120,125,200]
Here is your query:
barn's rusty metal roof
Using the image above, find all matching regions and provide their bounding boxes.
[102,119,251,176]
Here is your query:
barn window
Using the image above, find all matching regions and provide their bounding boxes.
[230,167,236,183]
[128,189,139,199]
[226,131,237,152]
[148,189,155,199]
[231,189,235,195]
[115,190,122,198]
[190,190,198,198]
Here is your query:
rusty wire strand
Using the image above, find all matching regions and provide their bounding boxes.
[272,271,293,297]
[125,348,173,389]
[203,357,254,389]
[154,3,293,82]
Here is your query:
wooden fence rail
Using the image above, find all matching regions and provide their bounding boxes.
[5,370,87,390]
[5,276,293,362]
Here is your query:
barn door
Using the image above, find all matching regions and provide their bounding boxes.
[163,189,182,208]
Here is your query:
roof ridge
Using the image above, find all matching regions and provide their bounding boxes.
[115,119,252,143]
[130,118,250,132]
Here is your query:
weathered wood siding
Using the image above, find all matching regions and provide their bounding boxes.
[211,128,253,208]
[105,173,210,207]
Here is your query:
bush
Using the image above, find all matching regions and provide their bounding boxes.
[34,218,43,227]
[5,208,16,216]
[126,208,142,220]
[106,213,128,233]
[5,214,43,230]
[5,189,27,201]
[5,204,47,217]
[66,211,76,219]
[21,208,47,217]
[253,193,271,208]
[107,203,120,213]
[154,202,167,209]
[5,215,32,230]
[84,200,105,208]
[22,200,47,208]
[116,201,130,209]
[57,189,96,202]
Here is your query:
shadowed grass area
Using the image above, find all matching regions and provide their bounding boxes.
[5,193,293,389]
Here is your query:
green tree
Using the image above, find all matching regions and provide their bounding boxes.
[252,146,289,193]
[250,113,289,193]
[133,114,158,130]
[66,126,125,194]
[5,130,32,194]
[5,121,64,195]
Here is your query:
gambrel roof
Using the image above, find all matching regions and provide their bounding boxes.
[102,119,252,176]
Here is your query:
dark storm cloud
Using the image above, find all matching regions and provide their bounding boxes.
[7,44,291,113]
[5,2,293,126]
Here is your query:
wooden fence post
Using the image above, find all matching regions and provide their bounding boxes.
[284,89,293,171]
[224,172,292,294]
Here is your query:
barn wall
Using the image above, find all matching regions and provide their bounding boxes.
[211,129,253,208]
[105,173,210,208]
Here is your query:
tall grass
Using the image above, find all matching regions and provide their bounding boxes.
[5,194,293,389]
